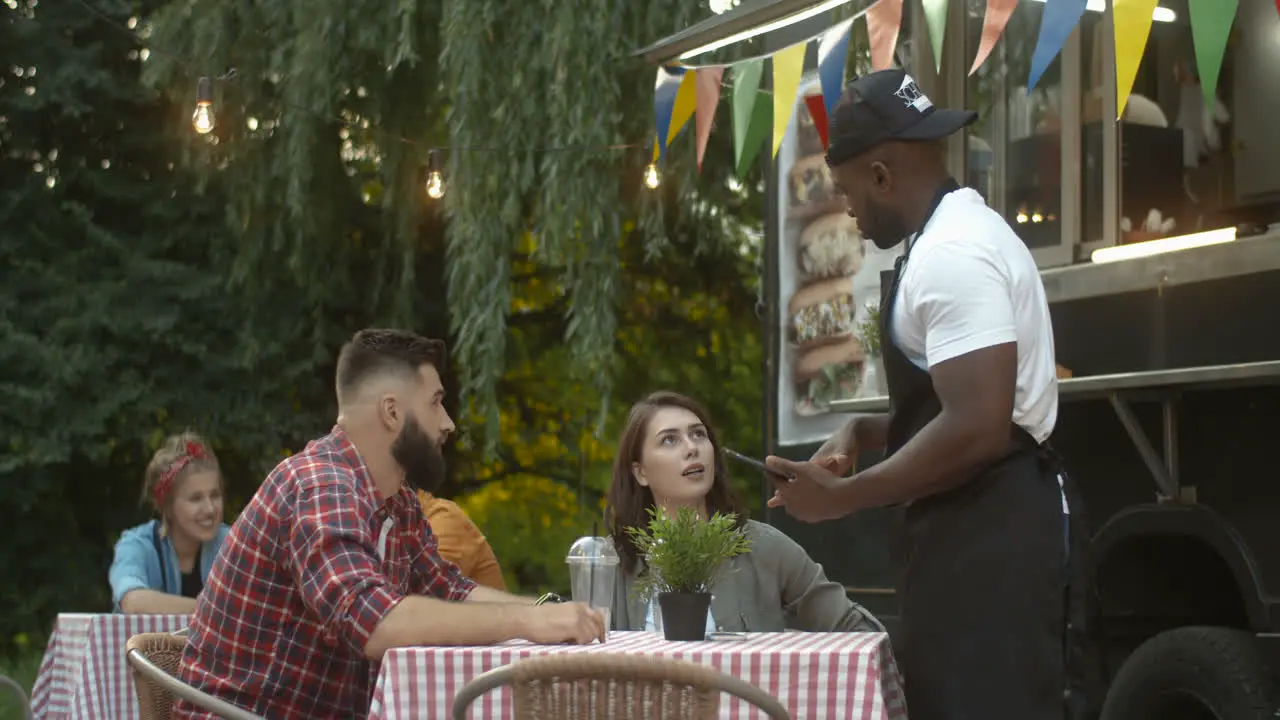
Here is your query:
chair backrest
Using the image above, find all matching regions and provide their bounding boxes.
[450,653,791,720]
[124,633,263,720]
[0,674,34,720]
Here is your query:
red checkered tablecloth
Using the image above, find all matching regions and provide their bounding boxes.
[369,631,906,720]
[29,613,189,720]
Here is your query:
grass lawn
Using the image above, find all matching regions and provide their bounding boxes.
[0,649,40,720]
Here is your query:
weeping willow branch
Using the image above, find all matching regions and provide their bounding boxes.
[141,0,762,454]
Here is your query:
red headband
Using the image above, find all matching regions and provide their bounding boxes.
[152,441,209,507]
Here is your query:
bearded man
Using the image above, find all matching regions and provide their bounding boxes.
[174,329,604,719]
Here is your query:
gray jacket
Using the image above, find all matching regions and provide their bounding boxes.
[611,520,883,633]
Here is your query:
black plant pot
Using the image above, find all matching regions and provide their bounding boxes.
[658,591,712,641]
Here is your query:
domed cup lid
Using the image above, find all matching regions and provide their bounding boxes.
[566,536,619,565]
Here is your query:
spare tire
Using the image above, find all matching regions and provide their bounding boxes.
[1101,626,1277,720]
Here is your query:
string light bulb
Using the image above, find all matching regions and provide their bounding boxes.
[192,76,215,135]
[643,162,661,190]
[425,149,445,200]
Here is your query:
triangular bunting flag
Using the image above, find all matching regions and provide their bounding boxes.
[1027,0,1087,92]
[732,60,769,177]
[969,0,1019,76]
[1187,0,1238,111]
[736,93,771,179]
[817,19,854,122]
[1113,0,1159,119]
[922,0,948,73]
[666,70,699,146]
[694,68,725,173]
[804,95,830,149]
[771,42,806,159]
[653,67,687,164]
[866,0,904,71]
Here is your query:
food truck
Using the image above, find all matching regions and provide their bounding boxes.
[639,0,1280,716]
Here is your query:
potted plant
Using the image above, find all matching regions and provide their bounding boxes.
[856,302,886,395]
[626,507,752,641]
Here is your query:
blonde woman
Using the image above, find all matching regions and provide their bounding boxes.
[108,432,230,613]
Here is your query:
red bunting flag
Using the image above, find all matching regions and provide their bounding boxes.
[969,0,1020,75]
[804,95,830,149]
[694,67,725,172]
[866,0,904,71]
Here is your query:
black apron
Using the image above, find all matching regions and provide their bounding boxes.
[880,180,1103,720]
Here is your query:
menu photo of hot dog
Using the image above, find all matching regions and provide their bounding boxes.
[787,153,846,226]
[786,211,868,417]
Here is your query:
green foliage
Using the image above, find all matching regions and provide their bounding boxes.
[0,646,40,720]
[142,0,447,337]
[0,0,770,658]
[0,0,379,655]
[626,507,751,597]
[455,474,589,594]
[439,0,765,448]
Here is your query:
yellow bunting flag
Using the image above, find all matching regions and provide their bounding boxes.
[866,0,904,71]
[666,70,698,146]
[1113,0,1159,119]
[770,42,806,159]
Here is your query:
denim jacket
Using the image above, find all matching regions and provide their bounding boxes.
[108,519,230,610]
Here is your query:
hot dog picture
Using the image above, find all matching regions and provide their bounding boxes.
[788,276,857,350]
[798,213,864,282]
[794,336,865,417]
[787,153,845,221]
[796,103,825,156]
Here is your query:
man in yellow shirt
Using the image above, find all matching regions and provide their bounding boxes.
[416,489,507,590]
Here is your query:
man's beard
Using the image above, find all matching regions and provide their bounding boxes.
[390,414,448,493]
[860,193,912,250]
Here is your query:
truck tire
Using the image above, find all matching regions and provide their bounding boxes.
[1101,626,1277,720]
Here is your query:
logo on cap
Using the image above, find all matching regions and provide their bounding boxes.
[894,75,933,113]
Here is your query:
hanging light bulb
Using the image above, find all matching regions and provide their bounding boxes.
[425,149,445,200]
[192,76,215,134]
[643,162,660,190]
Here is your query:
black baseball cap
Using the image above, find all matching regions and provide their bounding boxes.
[825,69,977,167]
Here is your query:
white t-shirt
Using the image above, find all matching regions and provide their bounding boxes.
[890,187,1059,443]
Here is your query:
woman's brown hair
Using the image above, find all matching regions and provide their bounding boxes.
[142,431,221,515]
[605,391,747,575]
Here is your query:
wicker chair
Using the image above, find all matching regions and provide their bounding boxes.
[0,673,33,720]
[450,653,791,720]
[124,633,262,720]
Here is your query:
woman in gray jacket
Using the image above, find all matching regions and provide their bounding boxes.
[604,391,884,634]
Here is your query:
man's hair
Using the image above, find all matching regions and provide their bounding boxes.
[335,329,448,403]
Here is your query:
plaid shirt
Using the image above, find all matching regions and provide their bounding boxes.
[173,426,477,719]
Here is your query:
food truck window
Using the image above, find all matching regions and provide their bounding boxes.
[1110,0,1280,242]
[962,0,1102,266]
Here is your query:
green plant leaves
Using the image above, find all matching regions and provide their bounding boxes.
[626,507,751,596]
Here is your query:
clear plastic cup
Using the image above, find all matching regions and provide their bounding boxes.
[566,536,619,635]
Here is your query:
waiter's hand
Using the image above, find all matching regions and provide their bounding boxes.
[810,419,859,475]
[764,456,850,523]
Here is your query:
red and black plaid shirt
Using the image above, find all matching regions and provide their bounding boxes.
[173,426,476,719]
